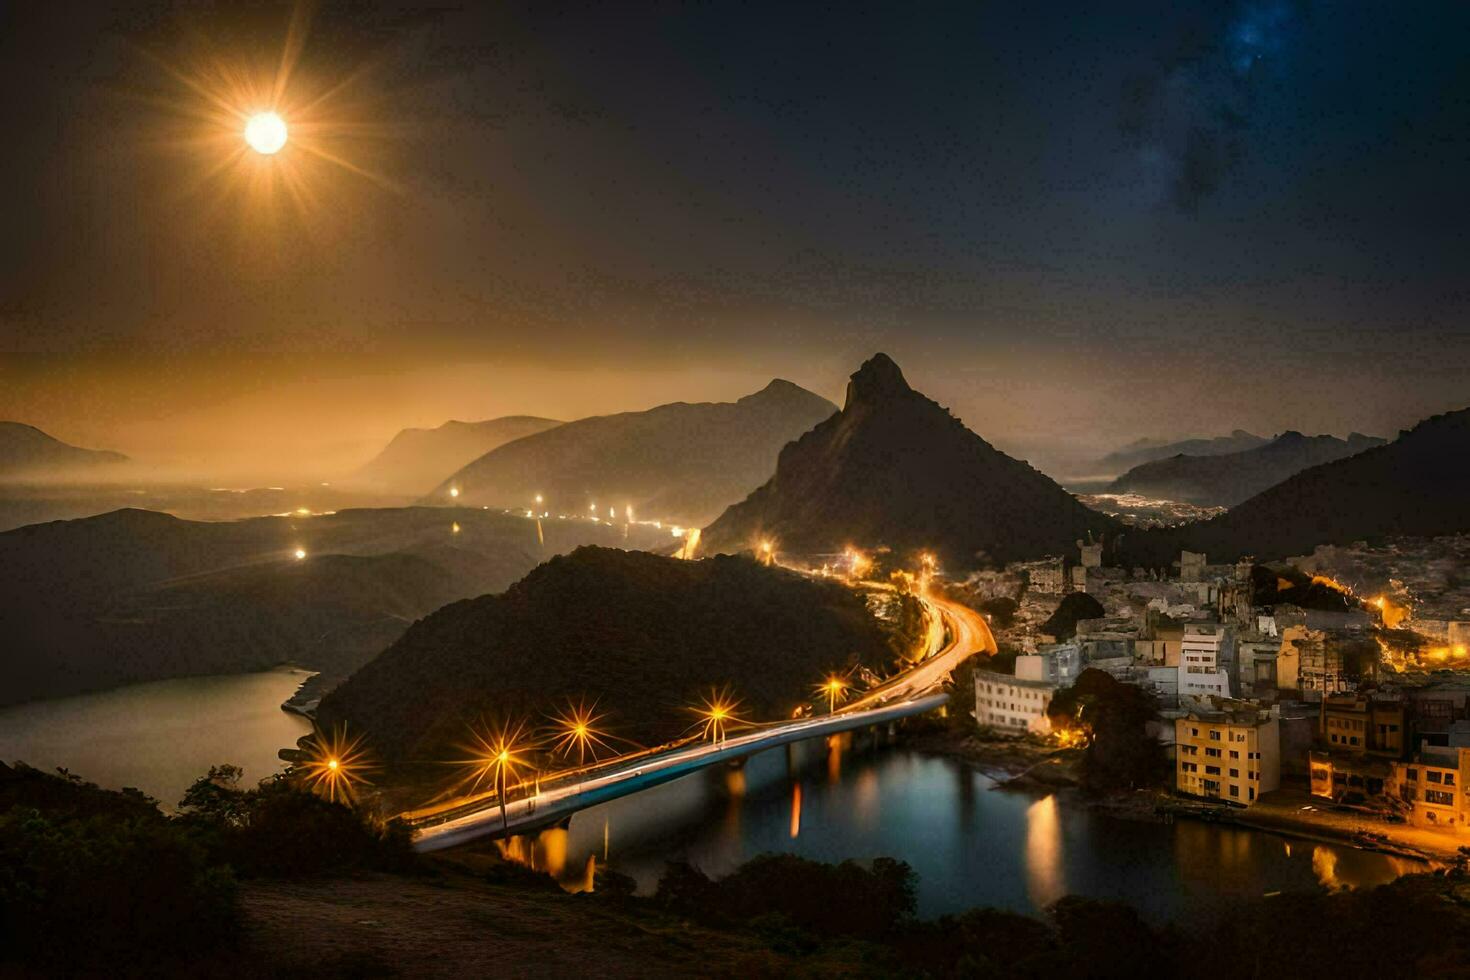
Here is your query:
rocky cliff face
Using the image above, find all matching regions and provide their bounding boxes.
[701,354,1117,569]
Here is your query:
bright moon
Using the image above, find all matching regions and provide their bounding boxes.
[244,112,288,155]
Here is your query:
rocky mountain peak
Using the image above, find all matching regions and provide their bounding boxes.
[844,353,912,409]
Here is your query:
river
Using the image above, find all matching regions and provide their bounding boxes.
[0,669,313,808]
[0,676,1423,920]
[504,731,1425,920]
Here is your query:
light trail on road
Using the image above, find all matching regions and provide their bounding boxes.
[406,584,995,851]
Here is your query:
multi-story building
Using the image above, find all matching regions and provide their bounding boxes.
[1390,745,1470,832]
[1015,643,1081,687]
[1320,693,1405,757]
[973,671,1056,734]
[1175,702,1281,806]
[1179,622,1233,699]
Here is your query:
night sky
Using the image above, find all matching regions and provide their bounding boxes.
[2,1,1467,479]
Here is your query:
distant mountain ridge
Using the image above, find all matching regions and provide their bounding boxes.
[0,421,128,481]
[348,416,563,495]
[700,354,1117,569]
[1095,430,1267,476]
[427,380,837,526]
[0,506,671,706]
[1117,406,1470,566]
[1109,431,1385,507]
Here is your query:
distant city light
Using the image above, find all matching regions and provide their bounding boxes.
[449,486,460,498]
[293,547,307,560]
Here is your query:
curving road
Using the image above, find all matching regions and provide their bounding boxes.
[408,586,994,852]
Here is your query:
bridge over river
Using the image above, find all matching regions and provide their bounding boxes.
[406,590,994,852]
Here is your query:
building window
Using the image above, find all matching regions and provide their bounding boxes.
[1229,769,1239,778]
[1407,768,1418,782]
[1249,788,1255,801]
[1427,771,1442,784]
[1426,790,1454,806]
[1230,750,1240,760]
[1446,774,1456,787]
[1209,731,1221,741]
[1205,765,1220,776]
[1229,785,1239,797]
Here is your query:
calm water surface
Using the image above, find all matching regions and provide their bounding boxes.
[510,732,1425,921]
[0,669,312,807]
[0,677,1423,921]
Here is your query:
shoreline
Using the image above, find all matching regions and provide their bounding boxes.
[902,728,1461,866]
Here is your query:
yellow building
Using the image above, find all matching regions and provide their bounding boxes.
[1391,746,1470,832]
[1320,693,1405,757]
[1175,702,1281,807]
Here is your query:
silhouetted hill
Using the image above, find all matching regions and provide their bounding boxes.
[1094,430,1266,476]
[348,416,562,495]
[0,507,671,706]
[426,380,836,525]
[1109,431,1385,506]
[0,421,128,481]
[1116,407,1470,567]
[317,547,896,763]
[700,355,1117,569]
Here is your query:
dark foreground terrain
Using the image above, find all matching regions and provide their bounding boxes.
[4,762,1470,979]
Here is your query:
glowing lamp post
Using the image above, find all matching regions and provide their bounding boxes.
[824,677,847,714]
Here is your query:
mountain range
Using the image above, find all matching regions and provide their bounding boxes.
[1117,406,1470,566]
[347,416,563,495]
[1093,430,1268,477]
[0,422,128,481]
[426,380,836,526]
[700,354,1117,569]
[0,506,671,706]
[316,547,898,765]
[1108,431,1385,507]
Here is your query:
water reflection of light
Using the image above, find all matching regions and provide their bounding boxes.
[827,733,845,783]
[1025,795,1066,909]
[722,765,744,842]
[853,764,880,829]
[1313,846,1342,891]
[540,827,569,878]
[790,783,802,839]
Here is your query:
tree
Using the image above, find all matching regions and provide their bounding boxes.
[178,764,249,826]
[1048,669,1166,793]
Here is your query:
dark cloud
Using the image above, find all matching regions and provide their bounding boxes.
[1119,1,1300,210]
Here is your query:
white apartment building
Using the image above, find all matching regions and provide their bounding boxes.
[973,670,1056,734]
[1179,622,1233,699]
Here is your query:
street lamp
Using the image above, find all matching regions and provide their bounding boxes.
[824,677,847,714]
[299,724,373,805]
[550,699,614,767]
[692,692,742,746]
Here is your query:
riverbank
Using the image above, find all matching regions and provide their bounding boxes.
[904,727,1465,865]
